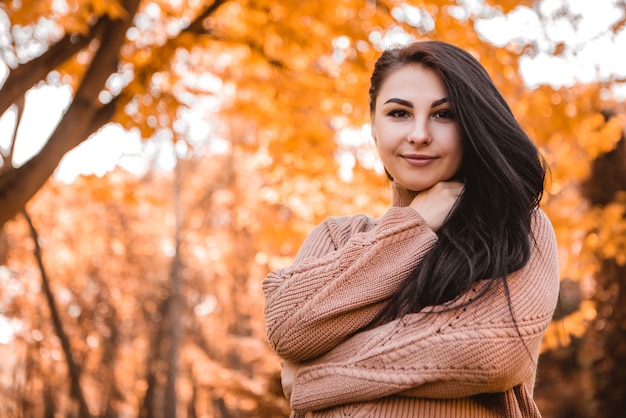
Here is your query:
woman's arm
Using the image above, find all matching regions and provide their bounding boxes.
[288,210,560,412]
[263,207,438,361]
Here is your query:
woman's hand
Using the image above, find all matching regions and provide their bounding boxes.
[410,181,464,232]
[281,359,299,401]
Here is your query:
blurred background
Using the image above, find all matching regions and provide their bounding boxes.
[0,0,625,417]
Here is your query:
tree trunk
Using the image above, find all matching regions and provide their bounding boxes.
[139,296,172,418]
[165,153,184,418]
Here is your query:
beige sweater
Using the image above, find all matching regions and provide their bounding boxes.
[263,184,560,417]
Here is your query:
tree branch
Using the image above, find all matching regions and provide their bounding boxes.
[179,0,287,70]
[85,96,121,137]
[208,34,288,70]
[184,0,230,34]
[0,0,141,227]
[0,17,108,117]
[0,94,23,175]
[22,209,93,418]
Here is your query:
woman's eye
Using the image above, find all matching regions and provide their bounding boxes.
[433,109,454,120]
[388,109,410,118]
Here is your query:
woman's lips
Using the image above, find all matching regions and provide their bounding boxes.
[401,154,437,167]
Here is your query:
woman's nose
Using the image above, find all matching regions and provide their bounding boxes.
[406,118,431,145]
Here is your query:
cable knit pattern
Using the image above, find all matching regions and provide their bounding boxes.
[263,183,560,418]
[264,206,438,361]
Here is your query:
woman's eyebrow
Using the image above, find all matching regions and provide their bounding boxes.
[383,98,413,107]
[383,97,449,108]
[431,97,449,108]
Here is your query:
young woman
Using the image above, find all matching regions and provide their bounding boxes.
[263,41,560,417]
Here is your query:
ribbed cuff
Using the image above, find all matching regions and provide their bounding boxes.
[391,182,419,207]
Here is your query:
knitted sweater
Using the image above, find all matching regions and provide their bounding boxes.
[263,184,560,417]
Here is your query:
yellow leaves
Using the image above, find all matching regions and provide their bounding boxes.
[587,197,626,265]
[128,47,153,68]
[579,113,625,159]
[516,83,623,200]
[57,16,91,36]
[1,0,52,26]
[217,1,258,38]
[553,42,566,56]
[56,0,126,35]
[484,0,537,14]
[540,110,623,188]
[542,300,597,351]
[612,15,626,33]
[92,0,127,20]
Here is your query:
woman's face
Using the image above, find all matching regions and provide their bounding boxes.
[372,63,463,192]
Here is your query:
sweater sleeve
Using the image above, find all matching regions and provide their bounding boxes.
[263,207,438,361]
[289,209,560,412]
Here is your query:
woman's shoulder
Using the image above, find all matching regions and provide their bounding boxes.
[531,207,556,236]
[530,208,558,258]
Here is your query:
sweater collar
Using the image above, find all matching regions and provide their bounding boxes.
[391,182,419,207]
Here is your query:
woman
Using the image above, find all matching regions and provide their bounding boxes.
[263,41,559,417]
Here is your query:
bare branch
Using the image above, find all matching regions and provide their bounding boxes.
[184,0,230,34]
[22,209,93,418]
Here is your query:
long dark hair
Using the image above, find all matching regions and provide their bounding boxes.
[370,41,546,320]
